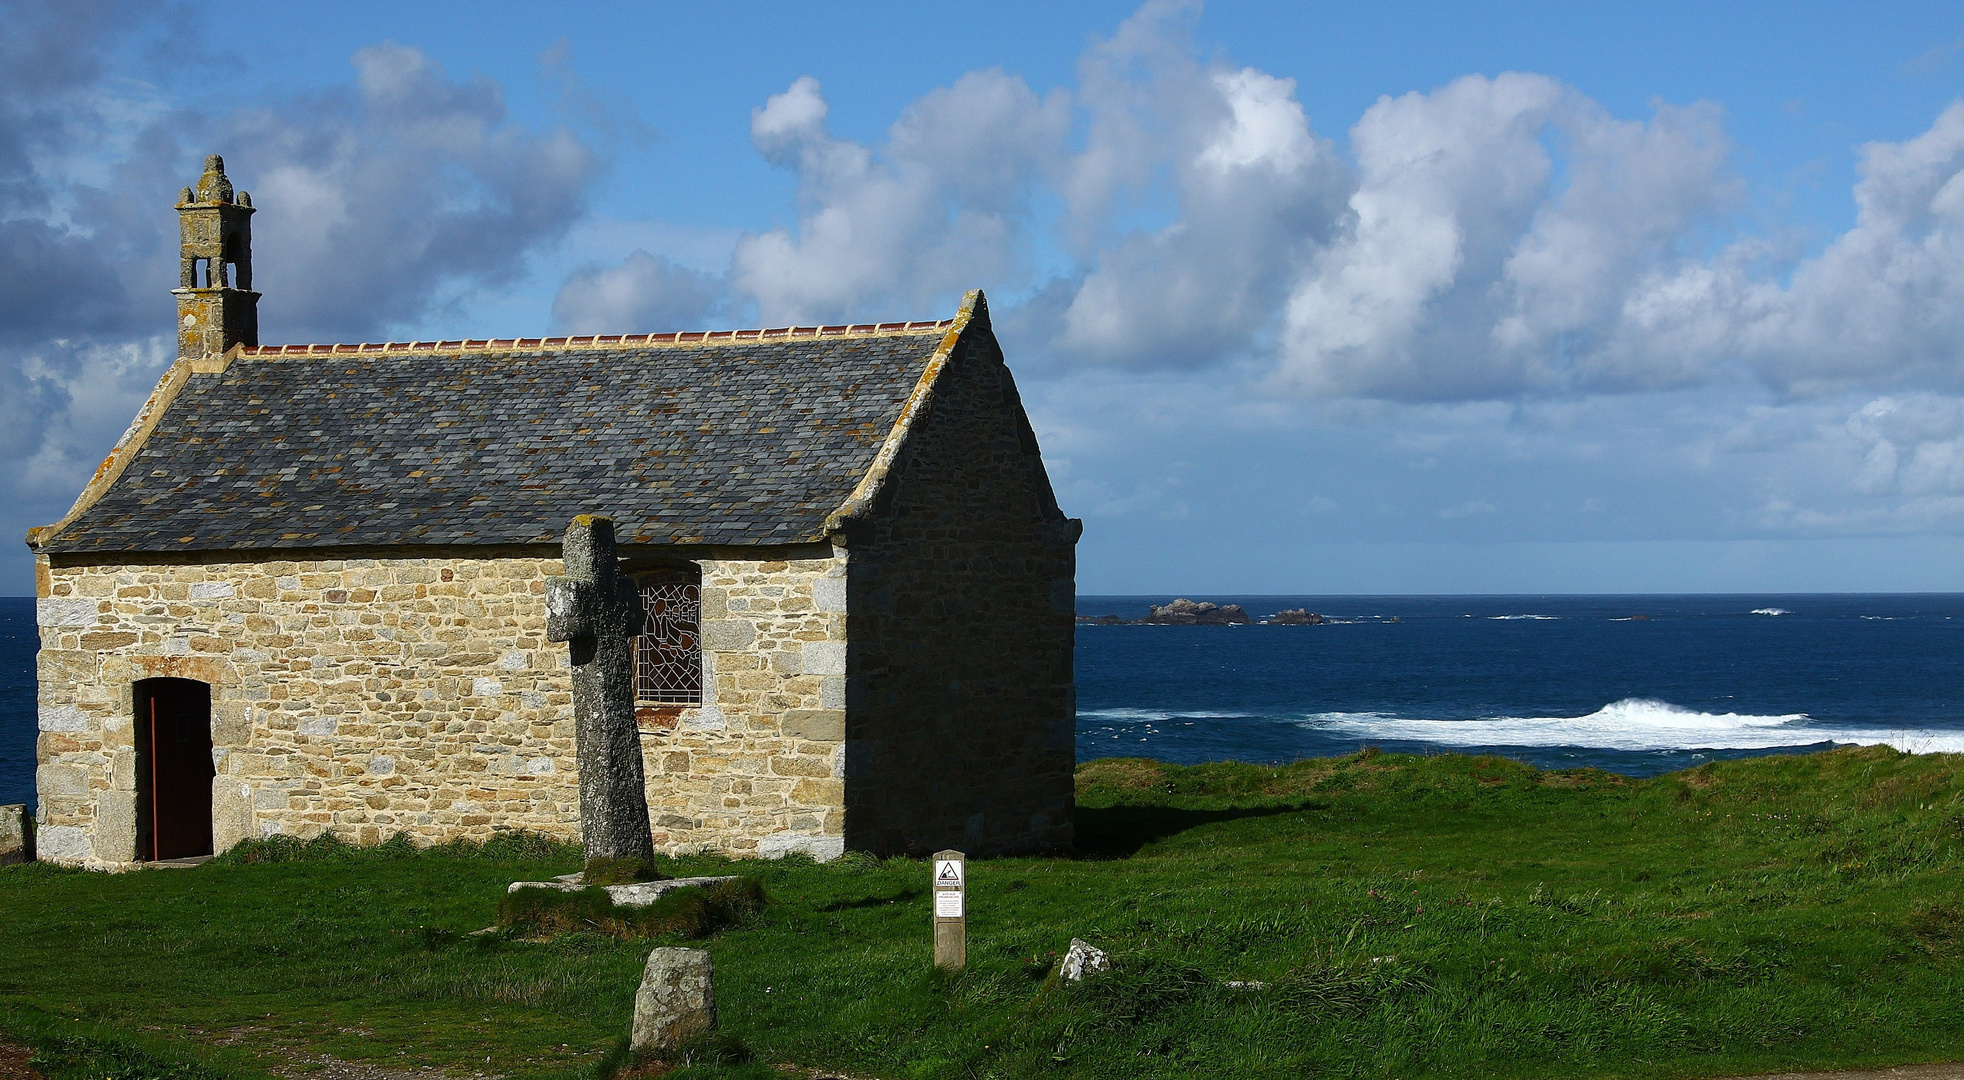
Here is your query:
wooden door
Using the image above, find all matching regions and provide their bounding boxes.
[135,678,214,860]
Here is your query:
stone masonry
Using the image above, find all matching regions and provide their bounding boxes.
[33,546,848,867]
[843,302,1078,856]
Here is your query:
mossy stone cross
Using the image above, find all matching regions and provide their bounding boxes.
[546,515,657,863]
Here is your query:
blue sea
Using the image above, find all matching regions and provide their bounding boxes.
[3,593,1962,808]
[1074,594,1964,777]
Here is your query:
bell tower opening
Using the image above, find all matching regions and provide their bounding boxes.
[174,154,258,362]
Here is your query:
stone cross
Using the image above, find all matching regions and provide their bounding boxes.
[546,515,657,864]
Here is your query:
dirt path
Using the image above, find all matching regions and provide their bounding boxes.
[262,1049,494,1080]
[0,1040,41,1080]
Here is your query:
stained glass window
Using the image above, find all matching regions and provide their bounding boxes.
[634,571,701,705]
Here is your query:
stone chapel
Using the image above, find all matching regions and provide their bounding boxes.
[27,156,1080,868]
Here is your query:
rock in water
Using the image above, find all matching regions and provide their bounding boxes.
[1268,608,1325,625]
[1059,937,1112,981]
[1142,598,1250,625]
[631,947,715,1053]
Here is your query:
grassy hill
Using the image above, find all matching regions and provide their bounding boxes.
[3,746,1963,1079]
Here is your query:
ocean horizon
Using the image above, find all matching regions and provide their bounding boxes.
[4,592,1960,811]
[1075,593,1964,778]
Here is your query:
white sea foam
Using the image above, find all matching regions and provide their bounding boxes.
[1078,708,1257,722]
[1751,607,1790,616]
[1307,698,1964,753]
[1489,614,1557,620]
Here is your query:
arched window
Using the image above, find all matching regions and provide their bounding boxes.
[635,569,701,707]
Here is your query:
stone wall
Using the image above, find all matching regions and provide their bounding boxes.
[647,550,848,860]
[844,311,1079,856]
[34,546,847,867]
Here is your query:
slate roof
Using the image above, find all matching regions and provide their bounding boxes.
[37,323,956,553]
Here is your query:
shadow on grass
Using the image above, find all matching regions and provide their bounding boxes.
[1073,802,1323,858]
[816,888,926,912]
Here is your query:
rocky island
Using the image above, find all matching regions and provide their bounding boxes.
[1076,599,1328,625]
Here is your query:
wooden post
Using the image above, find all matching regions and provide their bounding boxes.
[932,849,966,971]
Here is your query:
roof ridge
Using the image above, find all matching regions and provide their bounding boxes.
[236,320,958,358]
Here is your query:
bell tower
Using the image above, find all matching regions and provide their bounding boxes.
[173,155,258,361]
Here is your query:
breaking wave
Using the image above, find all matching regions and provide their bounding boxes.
[1079,707,1260,722]
[1751,607,1790,616]
[1308,698,1964,753]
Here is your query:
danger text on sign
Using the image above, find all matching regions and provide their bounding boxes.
[935,859,964,886]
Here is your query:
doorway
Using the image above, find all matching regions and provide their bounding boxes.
[134,678,214,860]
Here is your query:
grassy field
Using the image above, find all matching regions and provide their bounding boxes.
[4,746,1964,1080]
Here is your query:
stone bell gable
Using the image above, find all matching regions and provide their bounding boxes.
[26,156,1079,868]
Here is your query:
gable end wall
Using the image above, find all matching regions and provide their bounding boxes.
[843,321,1078,856]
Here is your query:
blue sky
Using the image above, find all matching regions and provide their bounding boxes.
[6,0,1964,593]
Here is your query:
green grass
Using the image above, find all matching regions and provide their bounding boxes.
[4,746,1964,1080]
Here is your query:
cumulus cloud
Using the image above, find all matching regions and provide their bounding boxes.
[1844,396,1964,498]
[1666,103,1964,394]
[552,250,721,333]
[226,43,600,341]
[1048,48,1349,366]
[728,71,1068,325]
[0,8,602,587]
[556,2,1964,547]
[1274,75,1740,399]
[0,0,174,343]
[1264,80,1964,406]
[1737,394,1964,533]
[561,65,1071,329]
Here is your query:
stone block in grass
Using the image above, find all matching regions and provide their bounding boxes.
[630,947,715,1054]
[0,804,30,865]
[498,876,765,940]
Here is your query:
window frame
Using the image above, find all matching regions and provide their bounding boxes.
[632,568,703,710]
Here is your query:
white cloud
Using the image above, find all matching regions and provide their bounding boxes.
[1514,101,1964,402]
[0,14,605,588]
[1275,74,1738,399]
[1758,394,1964,531]
[232,43,601,341]
[728,71,1068,325]
[1742,103,1964,391]
[552,250,721,333]
[1051,64,1348,367]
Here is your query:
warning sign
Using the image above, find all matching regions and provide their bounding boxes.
[930,849,967,969]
